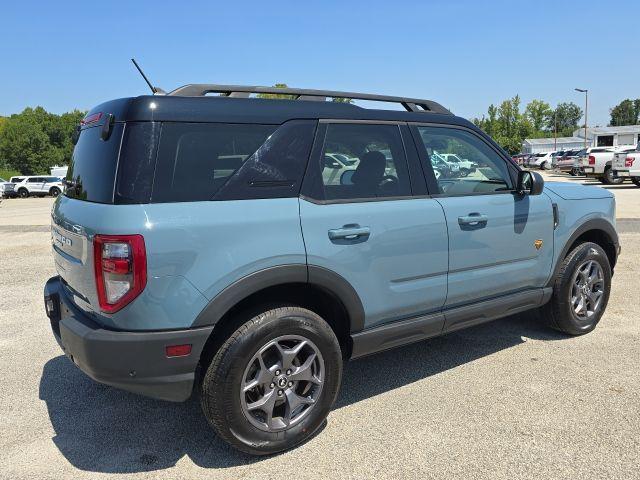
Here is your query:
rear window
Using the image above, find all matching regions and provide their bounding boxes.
[152,120,316,202]
[65,123,124,203]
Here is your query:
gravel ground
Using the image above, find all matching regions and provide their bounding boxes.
[0,175,638,479]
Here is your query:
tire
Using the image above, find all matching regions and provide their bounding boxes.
[538,242,611,335]
[200,306,342,455]
[632,177,640,187]
[603,166,623,185]
[459,168,470,177]
[540,161,548,170]
[17,188,29,198]
[49,187,61,197]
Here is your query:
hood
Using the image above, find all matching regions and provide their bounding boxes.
[544,181,613,200]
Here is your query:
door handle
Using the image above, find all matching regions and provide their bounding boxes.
[458,213,488,226]
[328,225,371,241]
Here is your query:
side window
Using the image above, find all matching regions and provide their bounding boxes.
[416,126,512,195]
[152,120,315,203]
[319,123,411,200]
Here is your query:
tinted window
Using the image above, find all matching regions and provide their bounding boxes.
[416,126,512,195]
[317,123,411,200]
[27,178,41,183]
[115,122,160,204]
[65,123,125,203]
[152,120,315,203]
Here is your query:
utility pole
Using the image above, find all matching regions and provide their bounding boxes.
[575,88,588,149]
[554,112,557,151]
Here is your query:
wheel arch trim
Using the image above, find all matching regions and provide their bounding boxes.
[191,264,366,333]
[547,218,619,287]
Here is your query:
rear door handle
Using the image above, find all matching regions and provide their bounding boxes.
[458,213,488,226]
[328,225,371,241]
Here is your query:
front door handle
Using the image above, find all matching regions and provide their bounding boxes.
[328,225,371,241]
[458,213,488,226]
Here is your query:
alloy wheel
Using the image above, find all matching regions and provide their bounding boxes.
[570,260,605,321]
[240,335,325,432]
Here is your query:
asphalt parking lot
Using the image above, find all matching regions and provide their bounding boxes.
[1,173,638,479]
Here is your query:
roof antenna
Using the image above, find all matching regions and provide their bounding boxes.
[131,58,166,94]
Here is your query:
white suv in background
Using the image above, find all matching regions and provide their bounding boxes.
[14,176,64,198]
[527,152,554,170]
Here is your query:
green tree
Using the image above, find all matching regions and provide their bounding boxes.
[609,99,640,126]
[524,99,552,132]
[0,107,85,175]
[553,102,583,136]
[256,83,297,100]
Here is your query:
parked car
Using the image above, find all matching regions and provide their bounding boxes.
[0,178,16,198]
[439,153,478,176]
[612,142,640,187]
[14,176,64,198]
[581,146,636,184]
[44,84,619,455]
[554,149,581,173]
[527,152,554,170]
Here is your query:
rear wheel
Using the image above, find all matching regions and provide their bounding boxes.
[200,306,342,455]
[632,177,640,187]
[603,166,623,185]
[537,242,611,335]
[18,188,29,198]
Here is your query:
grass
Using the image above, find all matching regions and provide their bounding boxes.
[0,168,21,181]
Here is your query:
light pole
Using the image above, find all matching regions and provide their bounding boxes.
[575,88,588,149]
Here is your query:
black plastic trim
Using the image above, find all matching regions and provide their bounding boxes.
[44,276,212,402]
[191,264,366,333]
[546,218,619,287]
[350,288,551,359]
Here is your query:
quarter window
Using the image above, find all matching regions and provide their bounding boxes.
[318,123,411,200]
[416,126,512,195]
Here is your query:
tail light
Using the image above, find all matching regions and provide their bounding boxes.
[93,234,147,313]
[625,157,635,167]
[588,155,596,165]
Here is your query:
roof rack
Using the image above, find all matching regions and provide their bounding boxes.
[167,84,451,114]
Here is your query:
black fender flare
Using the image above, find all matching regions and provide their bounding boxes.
[546,218,619,287]
[192,264,365,333]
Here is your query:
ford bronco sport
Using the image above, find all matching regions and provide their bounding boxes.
[44,84,619,455]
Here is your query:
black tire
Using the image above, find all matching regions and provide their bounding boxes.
[632,177,640,187]
[17,188,29,198]
[200,306,342,455]
[603,166,623,185]
[49,187,61,197]
[459,168,470,177]
[540,161,548,170]
[538,242,611,335]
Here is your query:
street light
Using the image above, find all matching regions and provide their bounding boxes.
[575,88,588,150]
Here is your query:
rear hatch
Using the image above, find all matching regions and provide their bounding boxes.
[52,105,157,316]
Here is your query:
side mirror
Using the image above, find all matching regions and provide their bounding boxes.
[517,170,544,195]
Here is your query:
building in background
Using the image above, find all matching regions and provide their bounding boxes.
[574,125,640,148]
[523,125,640,153]
[521,136,585,154]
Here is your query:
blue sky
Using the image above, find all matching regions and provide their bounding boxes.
[1,0,638,126]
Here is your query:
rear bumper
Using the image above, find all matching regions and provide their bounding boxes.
[44,276,213,402]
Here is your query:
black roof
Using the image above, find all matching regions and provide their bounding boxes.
[88,94,476,129]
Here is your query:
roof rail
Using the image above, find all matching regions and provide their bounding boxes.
[167,84,452,114]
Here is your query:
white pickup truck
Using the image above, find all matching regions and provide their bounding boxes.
[612,144,640,187]
[581,146,637,184]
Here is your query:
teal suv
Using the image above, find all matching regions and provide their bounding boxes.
[44,84,619,454]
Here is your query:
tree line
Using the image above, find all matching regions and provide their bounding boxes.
[0,93,636,174]
[0,107,85,176]
[473,97,640,154]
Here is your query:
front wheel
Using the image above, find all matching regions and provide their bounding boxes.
[49,187,61,197]
[537,242,611,335]
[200,307,342,455]
[18,188,29,198]
[632,177,640,187]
